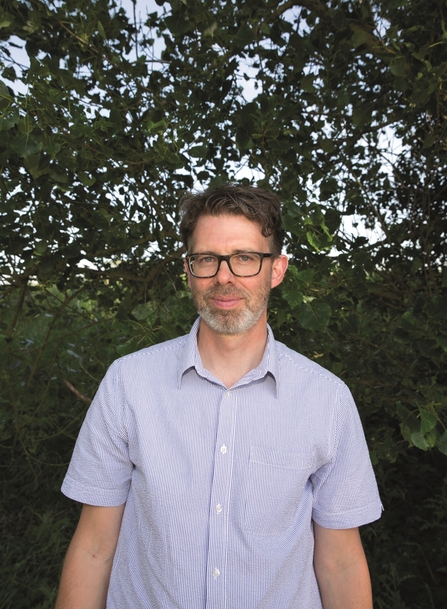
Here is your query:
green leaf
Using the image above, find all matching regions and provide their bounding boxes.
[400,311,417,329]
[18,117,33,135]
[419,409,437,434]
[281,281,303,308]
[425,430,438,449]
[410,431,429,451]
[79,172,96,186]
[352,29,367,48]
[427,295,447,318]
[2,66,16,81]
[390,57,407,77]
[337,89,350,108]
[396,402,412,422]
[295,268,314,285]
[281,266,309,308]
[203,22,217,37]
[236,131,253,150]
[438,431,447,455]
[24,153,50,179]
[49,165,68,184]
[352,106,372,127]
[165,14,192,36]
[97,20,106,38]
[189,145,208,158]
[435,335,447,352]
[11,134,43,159]
[234,23,253,48]
[332,362,343,375]
[34,241,48,256]
[0,14,14,29]
[422,133,435,149]
[146,119,166,134]
[0,109,19,131]
[319,138,335,153]
[397,403,420,437]
[301,74,315,93]
[0,79,12,110]
[411,42,430,61]
[42,141,62,157]
[269,139,290,152]
[417,339,437,356]
[297,301,331,330]
[320,177,339,200]
[306,230,332,251]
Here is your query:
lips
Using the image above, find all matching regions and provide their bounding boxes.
[204,288,248,309]
[212,297,242,309]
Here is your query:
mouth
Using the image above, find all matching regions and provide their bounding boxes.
[211,296,243,309]
[205,289,248,310]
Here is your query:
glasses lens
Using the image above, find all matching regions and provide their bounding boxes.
[189,253,263,277]
[189,255,219,277]
[229,253,261,276]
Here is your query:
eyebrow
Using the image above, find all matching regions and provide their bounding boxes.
[190,249,255,255]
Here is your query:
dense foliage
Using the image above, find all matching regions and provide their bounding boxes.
[1,0,446,607]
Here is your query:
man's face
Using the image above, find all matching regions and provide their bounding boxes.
[184,214,287,336]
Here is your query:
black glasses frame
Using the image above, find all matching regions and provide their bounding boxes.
[186,252,273,278]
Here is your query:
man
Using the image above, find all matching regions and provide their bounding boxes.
[55,184,382,609]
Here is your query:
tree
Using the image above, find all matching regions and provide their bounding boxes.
[1,1,446,607]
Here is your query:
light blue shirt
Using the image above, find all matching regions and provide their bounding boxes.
[62,318,382,609]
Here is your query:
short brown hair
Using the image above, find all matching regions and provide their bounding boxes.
[179,184,284,256]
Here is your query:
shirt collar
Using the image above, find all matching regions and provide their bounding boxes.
[178,317,279,396]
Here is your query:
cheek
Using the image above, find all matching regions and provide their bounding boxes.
[188,277,209,298]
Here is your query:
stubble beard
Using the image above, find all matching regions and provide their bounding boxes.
[191,283,271,336]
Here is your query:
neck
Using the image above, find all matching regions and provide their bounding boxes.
[197,315,268,388]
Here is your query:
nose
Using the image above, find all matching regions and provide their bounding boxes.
[214,258,235,283]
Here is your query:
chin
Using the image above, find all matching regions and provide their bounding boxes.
[199,308,263,336]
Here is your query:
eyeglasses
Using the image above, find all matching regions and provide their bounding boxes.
[186,252,273,278]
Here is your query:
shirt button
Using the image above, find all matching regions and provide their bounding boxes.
[220,445,227,454]
[212,568,220,579]
[215,504,223,513]
[225,391,231,398]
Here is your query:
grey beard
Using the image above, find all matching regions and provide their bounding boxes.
[193,286,270,336]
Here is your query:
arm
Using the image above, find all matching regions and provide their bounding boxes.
[55,503,125,609]
[313,522,373,609]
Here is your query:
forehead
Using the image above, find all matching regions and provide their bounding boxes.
[190,214,269,252]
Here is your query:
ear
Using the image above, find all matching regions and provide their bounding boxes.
[270,254,288,289]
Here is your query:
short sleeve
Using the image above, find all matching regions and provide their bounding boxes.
[311,384,383,529]
[61,361,133,506]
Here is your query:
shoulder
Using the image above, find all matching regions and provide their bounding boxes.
[274,339,347,392]
[109,334,187,376]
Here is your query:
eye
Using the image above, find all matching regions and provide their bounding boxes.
[196,255,216,264]
[234,253,257,263]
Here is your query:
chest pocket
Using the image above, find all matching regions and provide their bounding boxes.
[244,445,312,536]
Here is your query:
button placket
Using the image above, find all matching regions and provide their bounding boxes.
[205,389,237,606]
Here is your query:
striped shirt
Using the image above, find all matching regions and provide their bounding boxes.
[62,318,382,609]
